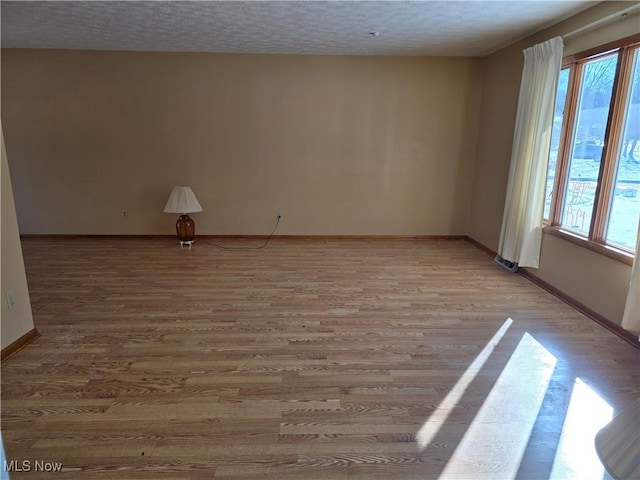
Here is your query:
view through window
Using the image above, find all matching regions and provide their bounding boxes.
[544,68,570,220]
[606,48,640,250]
[560,53,617,237]
[544,36,640,254]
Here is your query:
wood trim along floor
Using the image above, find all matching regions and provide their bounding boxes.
[1,328,40,363]
[20,234,468,241]
[518,268,640,349]
[464,236,640,350]
[464,236,497,258]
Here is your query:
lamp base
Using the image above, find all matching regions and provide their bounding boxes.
[175,214,196,245]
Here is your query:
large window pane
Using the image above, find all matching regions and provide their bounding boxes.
[544,68,570,220]
[561,54,618,236]
[605,48,640,250]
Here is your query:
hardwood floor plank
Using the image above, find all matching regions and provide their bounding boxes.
[2,237,638,479]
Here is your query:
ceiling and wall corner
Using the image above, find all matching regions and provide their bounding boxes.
[0,0,607,238]
[1,1,598,57]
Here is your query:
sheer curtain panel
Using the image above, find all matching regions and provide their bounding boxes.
[498,37,563,268]
[622,220,640,335]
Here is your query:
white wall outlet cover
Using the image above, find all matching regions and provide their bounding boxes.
[6,292,16,310]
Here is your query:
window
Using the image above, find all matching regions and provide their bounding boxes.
[543,68,570,220]
[544,35,640,258]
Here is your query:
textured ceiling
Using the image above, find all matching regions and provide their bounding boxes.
[1,1,598,57]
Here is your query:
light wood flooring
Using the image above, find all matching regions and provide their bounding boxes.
[2,237,639,479]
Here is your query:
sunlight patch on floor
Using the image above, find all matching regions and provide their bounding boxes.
[438,332,556,479]
[415,318,513,451]
[549,378,614,480]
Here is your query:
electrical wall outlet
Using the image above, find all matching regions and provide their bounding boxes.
[276,210,283,219]
[6,292,16,310]
[122,210,128,220]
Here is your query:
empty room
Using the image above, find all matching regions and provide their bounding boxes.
[1,1,639,479]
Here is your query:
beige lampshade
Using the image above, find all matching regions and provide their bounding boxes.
[163,186,203,214]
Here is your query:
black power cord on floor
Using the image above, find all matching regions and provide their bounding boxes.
[205,215,281,250]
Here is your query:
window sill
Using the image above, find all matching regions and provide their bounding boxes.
[543,226,634,266]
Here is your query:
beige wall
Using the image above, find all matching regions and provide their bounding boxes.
[1,50,481,236]
[1,127,35,349]
[468,2,639,325]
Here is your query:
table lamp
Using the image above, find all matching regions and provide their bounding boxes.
[164,186,203,246]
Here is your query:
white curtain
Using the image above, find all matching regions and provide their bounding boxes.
[498,37,564,268]
[621,220,640,335]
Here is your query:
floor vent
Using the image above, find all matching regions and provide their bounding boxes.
[494,255,519,273]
